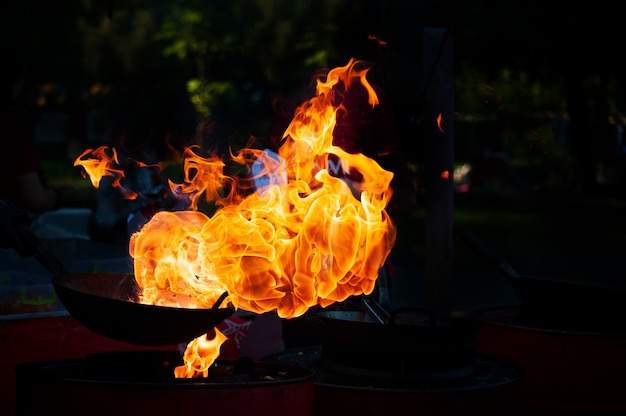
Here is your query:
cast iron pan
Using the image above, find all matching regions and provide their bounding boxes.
[15,220,235,346]
[463,229,626,330]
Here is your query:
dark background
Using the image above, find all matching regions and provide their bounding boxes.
[2,0,625,312]
[3,0,626,194]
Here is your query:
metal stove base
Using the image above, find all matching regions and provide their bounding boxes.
[263,346,522,416]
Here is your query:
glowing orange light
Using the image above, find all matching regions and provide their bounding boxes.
[174,328,228,378]
[441,170,449,180]
[74,146,140,200]
[437,113,443,133]
[367,34,388,46]
[75,58,397,378]
[129,57,395,318]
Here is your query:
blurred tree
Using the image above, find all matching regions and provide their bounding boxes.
[456,0,626,191]
[3,0,625,192]
[152,0,379,148]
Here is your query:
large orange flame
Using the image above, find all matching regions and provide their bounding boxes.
[75,58,397,378]
[128,58,396,318]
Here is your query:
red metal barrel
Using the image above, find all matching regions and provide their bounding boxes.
[15,353,314,416]
[472,306,626,415]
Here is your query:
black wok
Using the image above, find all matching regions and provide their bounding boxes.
[316,298,478,375]
[7,210,234,346]
[53,273,233,346]
[463,229,626,330]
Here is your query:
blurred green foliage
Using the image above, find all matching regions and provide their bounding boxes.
[2,0,625,193]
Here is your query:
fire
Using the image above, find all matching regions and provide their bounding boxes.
[174,328,229,378]
[75,146,123,189]
[129,58,396,317]
[74,146,141,200]
[75,58,397,377]
[367,34,388,46]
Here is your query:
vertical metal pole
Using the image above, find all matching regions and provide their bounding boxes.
[422,26,454,324]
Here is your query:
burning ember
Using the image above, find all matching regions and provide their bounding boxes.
[74,58,397,377]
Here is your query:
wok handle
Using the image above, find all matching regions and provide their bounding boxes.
[462,229,522,280]
[362,296,437,328]
[0,200,69,281]
[15,221,70,283]
[211,291,229,309]
[361,296,389,324]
